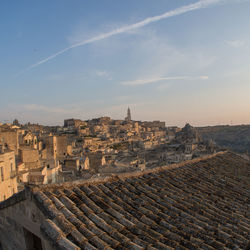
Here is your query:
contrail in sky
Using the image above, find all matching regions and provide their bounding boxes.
[23,0,225,72]
[121,76,209,86]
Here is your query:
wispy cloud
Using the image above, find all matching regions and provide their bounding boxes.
[121,76,209,86]
[21,0,225,73]
[96,70,109,77]
[95,70,112,80]
[226,40,246,48]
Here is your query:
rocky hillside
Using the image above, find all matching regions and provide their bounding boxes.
[198,125,250,153]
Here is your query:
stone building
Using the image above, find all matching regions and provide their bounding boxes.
[0,130,19,155]
[53,135,68,159]
[64,119,87,129]
[40,135,73,161]
[19,148,40,170]
[0,189,53,250]
[142,121,165,129]
[87,153,106,172]
[175,123,201,144]
[81,156,90,170]
[27,163,61,186]
[22,132,38,149]
[63,158,80,174]
[0,147,18,202]
[40,135,56,160]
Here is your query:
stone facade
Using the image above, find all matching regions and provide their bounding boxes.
[0,130,19,155]
[19,148,40,170]
[0,190,53,250]
[54,135,68,159]
[0,150,18,202]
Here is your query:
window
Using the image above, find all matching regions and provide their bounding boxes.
[0,167,4,182]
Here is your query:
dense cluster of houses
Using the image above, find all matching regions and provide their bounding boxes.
[0,109,216,202]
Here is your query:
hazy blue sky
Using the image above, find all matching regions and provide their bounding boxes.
[1,0,250,126]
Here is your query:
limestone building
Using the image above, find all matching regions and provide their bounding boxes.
[0,129,19,155]
[19,148,40,170]
[0,146,18,202]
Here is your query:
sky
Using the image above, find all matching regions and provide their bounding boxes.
[1,0,250,127]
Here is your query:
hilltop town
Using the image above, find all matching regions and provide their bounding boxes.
[0,108,216,202]
[1,1,250,248]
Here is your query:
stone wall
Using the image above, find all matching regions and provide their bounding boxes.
[0,191,53,250]
[64,159,79,173]
[88,153,104,172]
[54,135,68,158]
[20,148,39,163]
[0,131,19,155]
[40,136,55,160]
[0,151,18,202]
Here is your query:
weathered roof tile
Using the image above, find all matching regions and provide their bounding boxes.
[33,152,249,249]
[57,236,81,250]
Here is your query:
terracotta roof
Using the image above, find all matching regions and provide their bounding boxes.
[4,152,250,249]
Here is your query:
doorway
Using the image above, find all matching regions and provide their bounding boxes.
[23,227,43,250]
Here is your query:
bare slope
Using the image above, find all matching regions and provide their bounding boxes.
[198,125,250,153]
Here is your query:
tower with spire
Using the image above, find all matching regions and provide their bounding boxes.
[125,107,131,122]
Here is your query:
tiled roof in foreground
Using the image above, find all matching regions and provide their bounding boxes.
[35,152,249,249]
